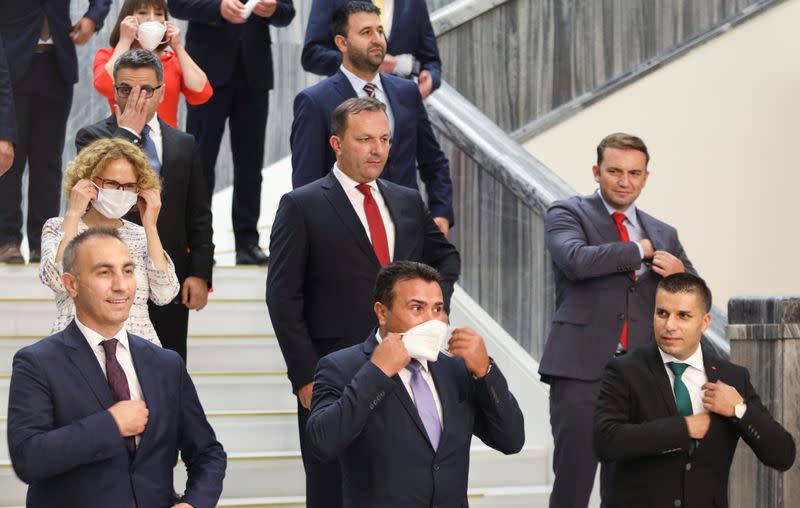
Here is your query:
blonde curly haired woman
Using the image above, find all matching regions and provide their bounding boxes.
[39,138,179,344]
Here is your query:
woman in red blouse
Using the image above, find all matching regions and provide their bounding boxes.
[94,0,213,128]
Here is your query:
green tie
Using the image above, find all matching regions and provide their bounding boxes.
[668,362,695,453]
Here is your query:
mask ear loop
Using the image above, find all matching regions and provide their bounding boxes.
[159,21,169,45]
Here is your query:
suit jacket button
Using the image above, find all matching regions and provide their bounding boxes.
[685,463,691,471]
[369,403,375,410]
[629,286,635,293]
[674,500,682,507]
[433,464,440,471]
[617,313,625,320]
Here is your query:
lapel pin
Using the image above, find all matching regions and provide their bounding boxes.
[710,365,717,371]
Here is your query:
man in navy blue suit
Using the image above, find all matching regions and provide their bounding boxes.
[291,1,453,235]
[7,228,226,508]
[0,36,15,176]
[169,0,295,265]
[0,0,111,263]
[302,0,442,98]
[307,261,525,507]
[268,97,460,507]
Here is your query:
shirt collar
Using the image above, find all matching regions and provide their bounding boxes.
[659,343,704,373]
[340,64,383,95]
[333,163,378,192]
[597,189,639,228]
[74,316,129,352]
[146,115,161,136]
[374,330,429,373]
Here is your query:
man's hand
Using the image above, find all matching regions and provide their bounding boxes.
[418,70,433,99]
[702,381,743,417]
[220,0,247,24]
[685,413,710,439]
[70,17,97,45]
[0,140,14,176]
[108,400,148,437]
[114,86,149,134]
[137,188,162,228]
[298,381,314,410]
[638,238,654,259]
[371,332,410,377]
[172,504,194,508]
[182,276,209,310]
[253,0,278,17]
[433,217,449,237]
[379,54,397,74]
[652,251,685,277]
[448,327,491,378]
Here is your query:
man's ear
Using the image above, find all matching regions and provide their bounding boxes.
[329,135,341,155]
[334,33,348,54]
[374,301,387,327]
[62,272,79,300]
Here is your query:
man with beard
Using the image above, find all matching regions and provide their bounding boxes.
[290,0,453,235]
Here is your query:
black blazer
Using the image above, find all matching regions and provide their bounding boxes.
[593,343,795,508]
[75,116,214,287]
[0,37,16,143]
[306,334,525,508]
[266,172,460,392]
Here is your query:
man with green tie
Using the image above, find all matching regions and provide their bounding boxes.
[592,273,795,507]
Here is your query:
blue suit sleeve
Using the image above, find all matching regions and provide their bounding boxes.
[0,37,16,143]
[290,90,331,188]
[268,0,296,26]
[301,0,342,76]
[169,0,224,24]
[417,193,460,309]
[84,0,113,30]
[472,363,525,454]
[413,88,453,222]
[7,349,127,484]
[414,0,442,90]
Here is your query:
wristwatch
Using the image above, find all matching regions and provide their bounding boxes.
[734,401,747,419]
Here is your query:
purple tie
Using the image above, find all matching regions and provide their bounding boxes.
[100,339,136,457]
[405,360,442,450]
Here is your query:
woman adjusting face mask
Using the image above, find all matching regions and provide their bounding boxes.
[92,181,140,219]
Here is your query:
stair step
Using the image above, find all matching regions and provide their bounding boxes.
[187,302,272,336]
[0,266,52,300]
[192,373,295,413]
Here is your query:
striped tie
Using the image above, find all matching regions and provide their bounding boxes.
[363,82,377,98]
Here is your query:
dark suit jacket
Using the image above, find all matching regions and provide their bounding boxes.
[307,334,525,508]
[0,36,16,143]
[7,321,227,508]
[291,69,453,222]
[75,115,214,287]
[0,0,111,85]
[168,0,295,89]
[301,0,442,90]
[593,343,795,508]
[538,192,696,382]
[266,172,460,392]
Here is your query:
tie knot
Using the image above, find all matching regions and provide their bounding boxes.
[141,124,151,138]
[356,183,373,197]
[405,359,422,374]
[363,82,377,98]
[612,212,626,226]
[668,361,689,377]
[100,338,119,357]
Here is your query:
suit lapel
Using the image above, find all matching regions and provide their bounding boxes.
[321,173,381,268]
[62,321,115,409]
[636,209,664,251]
[157,118,172,179]
[427,356,455,454]
[581,193,620,243]
[377,179,410,261]
[702,343,723,384]
[129,335,158,461]
[645,343,679,416]
[333,70,358,102]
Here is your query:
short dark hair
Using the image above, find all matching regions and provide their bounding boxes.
[109,0,169,51]
[596,132,650,166]
[657,273,712,313]
[332,1,381,38]
[63,228,124,275]
[375,261,441,308]
[113,49,164,84]
[331,97,387,136]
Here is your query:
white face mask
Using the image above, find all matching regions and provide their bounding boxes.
[137,21,167,51]
[92,185,138,219]
[402,319,449,362]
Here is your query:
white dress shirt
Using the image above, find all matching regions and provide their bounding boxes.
[333,164,396,261]
[376,331,443,426]
[121,116,163,164]
[339,64,395,134]
[75,317,145,444]
[598,189,647,277]
[659,345,708,415]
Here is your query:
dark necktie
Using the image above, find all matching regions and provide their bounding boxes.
[363,82,377,98]
[405,360,442,450]
[141,125,161,175]
[100,339,136,457]
[356,183,390,266]
[667,362,696,454]
[612,212,634,351]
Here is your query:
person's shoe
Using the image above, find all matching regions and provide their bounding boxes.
[236,245,269,266]
[28,248,41,263]
[0,243,25,264]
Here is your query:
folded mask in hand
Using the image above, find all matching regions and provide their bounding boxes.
[402,319,449,362]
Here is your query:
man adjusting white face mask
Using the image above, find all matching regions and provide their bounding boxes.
[137,21,167,51]
[92,184,138,219]
[402,319,449,362]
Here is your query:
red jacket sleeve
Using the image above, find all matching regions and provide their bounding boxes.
[93,48,117,110]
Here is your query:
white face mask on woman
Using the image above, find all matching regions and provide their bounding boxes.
[92,184,138,219]
[137,21,167,51]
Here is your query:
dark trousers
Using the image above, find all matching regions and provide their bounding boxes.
[298,401,342,508]
[148,299,190,363]
[548,377,603,508]
[0,53,72,250]
[186,49,269,251]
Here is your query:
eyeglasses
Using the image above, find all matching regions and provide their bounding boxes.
[114,84,163,99]
[94,177,140,193]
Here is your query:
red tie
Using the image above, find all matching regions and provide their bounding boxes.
[356,184,390,266]
[363,82,377,97]
[612,212,634,350]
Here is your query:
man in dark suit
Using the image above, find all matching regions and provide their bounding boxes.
[267,97,460,507]
[307,260,524,507]
[593,273,795,507]
[76,49,214,363]
[539,132,697,507]
[302,0,442,98]
[168,0,295,265]
[7,227,226,508]
[0,36,15,176]
[291,1,453,235]
[0,0,111,263]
